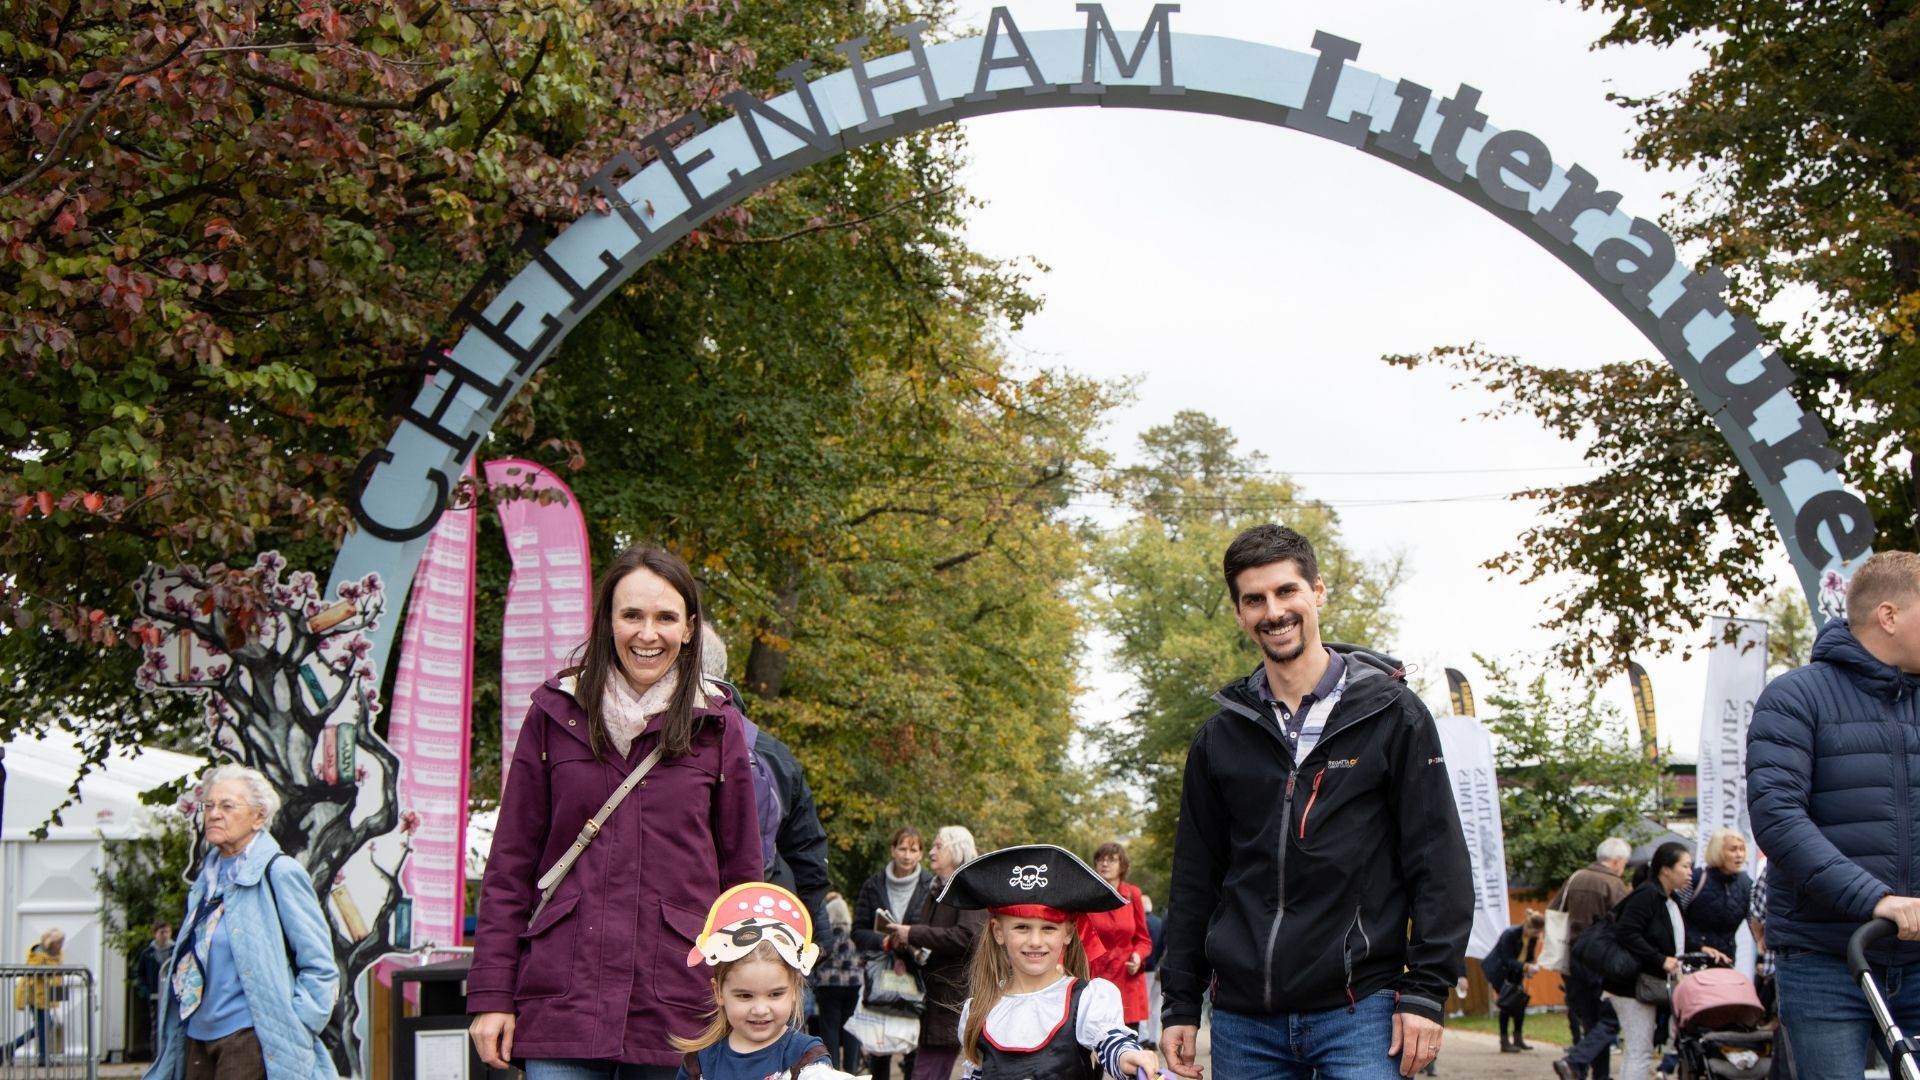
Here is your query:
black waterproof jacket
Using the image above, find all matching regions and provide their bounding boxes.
[1606,882,1681,997]
[1160,646,1472,1027]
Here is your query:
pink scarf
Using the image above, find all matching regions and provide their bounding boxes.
[601,669,680,757]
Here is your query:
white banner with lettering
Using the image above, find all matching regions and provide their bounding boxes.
[1436,714,1508,960]
[1697,616,1767,977]
[1697,616,1767,856]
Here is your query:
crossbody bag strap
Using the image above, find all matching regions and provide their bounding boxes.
[529,746,664,926]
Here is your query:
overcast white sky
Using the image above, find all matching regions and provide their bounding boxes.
[943,0,1782,759]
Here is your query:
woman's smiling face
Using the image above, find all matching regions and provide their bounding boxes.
[611,567,691,694]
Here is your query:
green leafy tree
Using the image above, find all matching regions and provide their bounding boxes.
[1389,3,1920,670]
[1758,586,1815,671]
[1089,411,1405,897]
[1478,656,1663,894]
[96,811,193,958]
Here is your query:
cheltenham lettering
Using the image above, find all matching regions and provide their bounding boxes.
[337,4,1870,663]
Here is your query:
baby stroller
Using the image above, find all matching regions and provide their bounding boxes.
[1847,919,1920,1080]
[1670,952,1776,1080]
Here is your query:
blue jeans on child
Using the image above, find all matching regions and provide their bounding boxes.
[1210,989,1406,1080]
[1775,947,1920,1080]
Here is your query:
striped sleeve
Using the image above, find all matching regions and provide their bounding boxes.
[1077,978,1144,1080]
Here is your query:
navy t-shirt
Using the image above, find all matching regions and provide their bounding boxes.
[677,1029,825,1080]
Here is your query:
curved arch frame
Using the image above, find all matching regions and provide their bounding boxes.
[332,7,1875,669]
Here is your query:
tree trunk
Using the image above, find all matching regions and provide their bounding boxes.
[743,574,800,700]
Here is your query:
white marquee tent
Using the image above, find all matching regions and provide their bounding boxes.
[1,734,204,1062]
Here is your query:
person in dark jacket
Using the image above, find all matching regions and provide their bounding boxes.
[886,826,986,1080]
[1683,828,1749,962]
[1160,524,1473,1080]
[852,828,932,1080]
[1748,551,1920,1080]
[701,625,832,939]
[1606,842,1692,1080]
[1479,913,1543,1052]
[133,920,173,1061]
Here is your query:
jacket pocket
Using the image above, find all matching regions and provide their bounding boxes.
[1342,906,1372,990]
[515,891,581,1000]
[655,898,717,1011]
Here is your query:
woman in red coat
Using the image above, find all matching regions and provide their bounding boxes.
[1081,842,1154,1025]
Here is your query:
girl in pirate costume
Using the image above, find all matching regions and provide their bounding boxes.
[674,883,866,1080]
[944,846,1159,1080]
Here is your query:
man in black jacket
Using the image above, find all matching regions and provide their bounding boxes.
[1160,524,1472,1080]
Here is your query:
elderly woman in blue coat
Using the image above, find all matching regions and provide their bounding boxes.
[146,764,339,1080]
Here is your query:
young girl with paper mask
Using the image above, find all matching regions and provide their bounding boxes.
[944,845,1158,1080]
[674,883,867,1080]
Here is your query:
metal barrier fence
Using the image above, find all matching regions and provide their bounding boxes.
[0,966,96,1080]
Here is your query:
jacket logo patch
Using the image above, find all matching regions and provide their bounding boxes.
[1427,755,1444,766]
[1326,758,1360,769]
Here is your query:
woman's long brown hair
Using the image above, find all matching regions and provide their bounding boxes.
[568,545,706,759]
[960,914,1091,1065]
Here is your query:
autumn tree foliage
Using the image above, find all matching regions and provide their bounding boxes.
[1390,2,1920,669]
[2,0,1134,892]
[0,0,769,742]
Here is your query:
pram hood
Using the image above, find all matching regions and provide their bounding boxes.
[1672,967,1766,1030]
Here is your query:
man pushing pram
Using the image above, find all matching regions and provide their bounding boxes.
[1748,551,1920,1080]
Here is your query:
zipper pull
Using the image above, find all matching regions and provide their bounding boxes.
[1285,771,1298,799]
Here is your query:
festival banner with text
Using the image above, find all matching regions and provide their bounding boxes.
[386,462,477,951]
[1697,617,1768,855]
[1436,710,1507,960]
[484,459,593,782]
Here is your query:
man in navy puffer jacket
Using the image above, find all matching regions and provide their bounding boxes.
[1748,551,1920,1080]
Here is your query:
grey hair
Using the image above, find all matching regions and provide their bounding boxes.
[201,763,282,828]
[936,825,978,867]
[1596,837,1632,862]
[700,622,728,681]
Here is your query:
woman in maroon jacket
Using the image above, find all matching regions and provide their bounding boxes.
[468,546,760,1079]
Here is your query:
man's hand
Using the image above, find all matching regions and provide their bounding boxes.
[1389,1012,1442,1078]
[1874,894,1920,940]
[1163,1024,1203,1079]
[469,1012,515,1069]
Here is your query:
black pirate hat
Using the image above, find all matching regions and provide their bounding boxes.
[936,844,1125,922]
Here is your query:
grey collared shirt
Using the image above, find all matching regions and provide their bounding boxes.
[1257,647,1346,750]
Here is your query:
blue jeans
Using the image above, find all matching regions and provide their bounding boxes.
[1775,947,1920,1080]
[1211,990,1404,1080]
[523,1060,678,1080]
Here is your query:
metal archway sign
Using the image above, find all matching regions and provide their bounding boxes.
[333,5,1874,669]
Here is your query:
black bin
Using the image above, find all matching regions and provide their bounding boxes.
[391,957,514,1080]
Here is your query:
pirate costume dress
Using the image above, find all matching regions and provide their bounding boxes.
[945,846,1149,1080]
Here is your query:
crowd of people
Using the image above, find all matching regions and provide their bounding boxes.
[103,537,1920,1080]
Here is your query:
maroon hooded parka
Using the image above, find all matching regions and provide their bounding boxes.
[468,677,760,1066]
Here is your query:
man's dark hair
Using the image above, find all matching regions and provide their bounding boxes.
[1222,524,1320,598]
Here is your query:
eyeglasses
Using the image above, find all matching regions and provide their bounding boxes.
[204,799,255,816]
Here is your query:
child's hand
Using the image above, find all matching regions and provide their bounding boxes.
[1117,1048,1161,1079]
